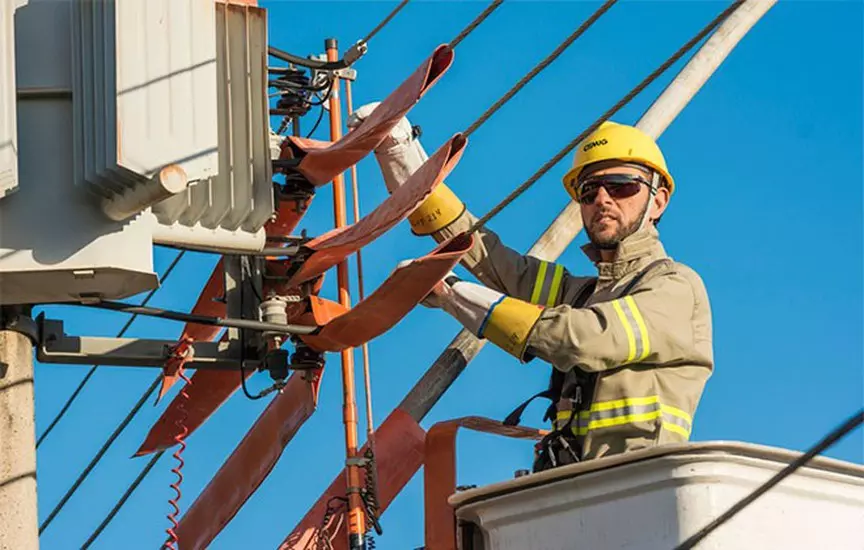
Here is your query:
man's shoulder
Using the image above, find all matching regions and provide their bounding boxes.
[655,257,710,301]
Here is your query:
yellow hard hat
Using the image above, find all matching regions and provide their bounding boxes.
[562,121,675,201]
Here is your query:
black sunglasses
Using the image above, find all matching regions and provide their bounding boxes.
[574,173,652,205]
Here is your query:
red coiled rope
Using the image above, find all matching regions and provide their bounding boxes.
[163,337,193,549]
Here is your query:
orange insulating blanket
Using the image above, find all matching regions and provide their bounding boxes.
[135,336,252,457]
[279,409,426,550]
[281,44,453,186]
[299,233,474,352]
[285,134,467,287]
[173,373,320,550]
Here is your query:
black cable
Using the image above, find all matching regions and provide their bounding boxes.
[39,375,162,533]
[674,408,864,550]
[36,250,186,449]
[79,451,165,549]
[463,0,618,138]
[467,0,743,234]
[52,300,316,335]
[304,76,335,107]
[449,0,503,49]
[305,104,326,138]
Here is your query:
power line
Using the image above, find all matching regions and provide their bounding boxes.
[449,0,503,49]
[36,250,186,449]
[39,375,161,533]
[80,451,165,549]
[674,408,864,550]
[361,0,411,44]
[463,0,618,138]
[467,0,744,234]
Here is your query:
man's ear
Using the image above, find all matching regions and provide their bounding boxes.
[649,186,670,223]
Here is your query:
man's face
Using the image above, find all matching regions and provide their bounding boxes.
[576,163,667,249]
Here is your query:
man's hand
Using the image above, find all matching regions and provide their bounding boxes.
[400,260,505,337]
[347,101,429,194]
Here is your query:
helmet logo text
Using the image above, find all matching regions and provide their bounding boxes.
[583,138,608,152]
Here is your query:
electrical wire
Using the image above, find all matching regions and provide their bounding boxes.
[674,408,864,550]
[467,0,744,235]
[463,0,618,138]
[306,104,327,139]
[39,375,162,534]
[361,0,411,44]
[450,0,503,49]
[36,250,186,449]
[79,451,165,549]
[267,0,410,71]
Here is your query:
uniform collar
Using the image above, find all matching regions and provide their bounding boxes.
[581,224,668,284]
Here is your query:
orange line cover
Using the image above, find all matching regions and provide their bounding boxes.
[135,340,252,457]
[286,134,467,287]
[299,232,474,352]
[282,45,454,186]
[173,373,320,550]
[280,409,426,550]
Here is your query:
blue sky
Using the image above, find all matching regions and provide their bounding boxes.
[33,1,862,549]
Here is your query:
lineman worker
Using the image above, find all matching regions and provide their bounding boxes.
[348,104,714,469]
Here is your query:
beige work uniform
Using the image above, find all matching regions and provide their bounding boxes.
[432,209,714,460]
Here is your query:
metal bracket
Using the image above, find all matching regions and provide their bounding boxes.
[0,306,38,344]
[35,316,259,370]
[309,53,358,81]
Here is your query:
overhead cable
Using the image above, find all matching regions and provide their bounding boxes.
[675,407,864,550]
[39,375,162,533]
[269,0,411,71]
[464,0,618,138]
[80,451,165,549]
[467,0,744,234]
[362,0,411,44]
[36,250,185,449]
[449,0,503,49]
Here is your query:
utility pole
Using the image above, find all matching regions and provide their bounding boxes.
[0,305,39,550]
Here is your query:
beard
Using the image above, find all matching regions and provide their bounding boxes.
[586,200,650,250]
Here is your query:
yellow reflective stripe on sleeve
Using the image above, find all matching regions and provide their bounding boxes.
[546,264,565,307]
[530,261,548,305]
[624,295,651,361]
[612,299,637,362]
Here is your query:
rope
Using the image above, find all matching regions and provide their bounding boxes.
[36,250,185,449]
[164,341,193,549]
[79,451,164,549]
[39,374,162,534]
[674,408,864,550]
[467,0,744,234]
[463,0,618,138]
[361,0,411,44]
[449,0,503,49]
